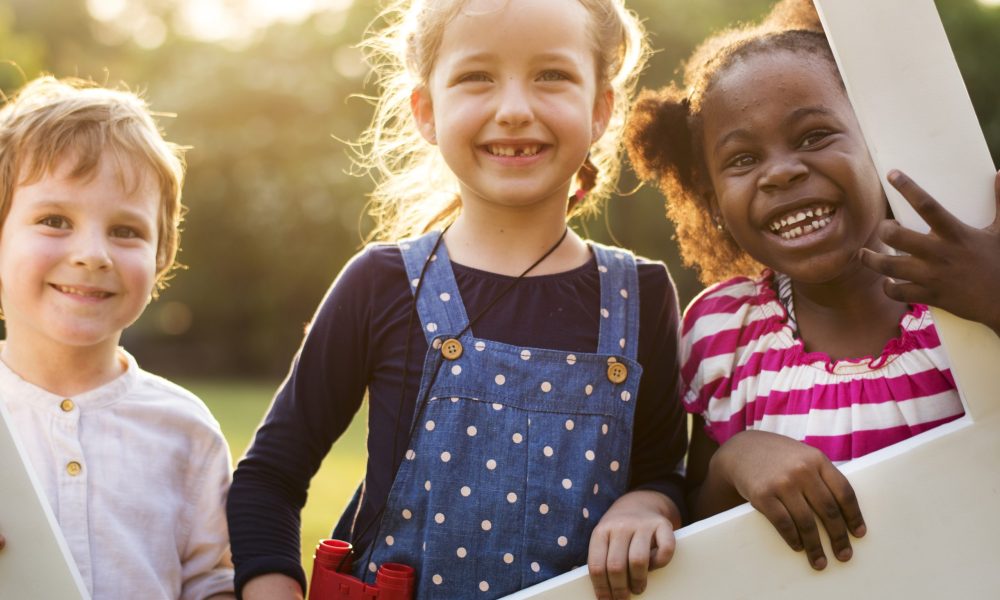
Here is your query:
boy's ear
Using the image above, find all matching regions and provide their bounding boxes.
[410,86,437,144]
[591,88,614,143]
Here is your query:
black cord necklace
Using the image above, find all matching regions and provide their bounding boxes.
[350,224,571,571]
[454,225,570,340]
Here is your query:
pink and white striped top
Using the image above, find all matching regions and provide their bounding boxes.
[681,270,964,463]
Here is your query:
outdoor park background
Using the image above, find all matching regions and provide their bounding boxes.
[1,0,998,581]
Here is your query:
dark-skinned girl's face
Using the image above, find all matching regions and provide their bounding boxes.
[700,50,887,284]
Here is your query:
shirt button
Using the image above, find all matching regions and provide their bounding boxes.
[60,399,75,412]
[441,338,464,360]
[66,461,83,476]
[607,362,628,384]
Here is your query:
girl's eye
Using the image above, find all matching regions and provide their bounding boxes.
[458,72,490,84]
[110,226,141,239]
[726,154,756,169]
[800,130,832,148]
[39,215,70,229]
[538,70,569,82]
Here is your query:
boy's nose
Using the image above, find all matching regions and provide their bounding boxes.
[758,156,809,192]
[72,232,113,270]
[494,82,533,127]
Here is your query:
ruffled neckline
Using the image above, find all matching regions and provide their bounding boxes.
[760,269,929,375]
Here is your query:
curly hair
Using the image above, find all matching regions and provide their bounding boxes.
[356,0,650,241]
[625,0,839,285]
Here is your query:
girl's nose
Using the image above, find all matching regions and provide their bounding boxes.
[494,82,533,127]
[72,231,113,270]
[758,155,809,192]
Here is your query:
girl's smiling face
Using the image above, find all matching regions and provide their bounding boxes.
[411,0,611,215]
[701,50,887,284]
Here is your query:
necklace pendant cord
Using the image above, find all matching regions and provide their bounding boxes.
[457,226,570,339]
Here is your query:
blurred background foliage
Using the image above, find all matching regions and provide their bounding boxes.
[1,0,998,380]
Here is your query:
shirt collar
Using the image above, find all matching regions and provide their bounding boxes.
[0,348,139,410]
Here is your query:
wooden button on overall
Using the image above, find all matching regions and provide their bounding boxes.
[607,362,628,384]
[441,338,464,360]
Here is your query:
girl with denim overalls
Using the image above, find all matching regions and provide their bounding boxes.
[228,1,686,599]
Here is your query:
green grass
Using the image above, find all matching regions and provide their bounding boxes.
[183,379,369,585]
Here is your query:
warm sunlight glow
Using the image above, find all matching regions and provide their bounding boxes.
[175,2,240,42]
[86,0,356,46]
[87,0,127,21]
[176,0,355,41]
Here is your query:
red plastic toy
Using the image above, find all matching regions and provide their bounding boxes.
[307,539,415,600]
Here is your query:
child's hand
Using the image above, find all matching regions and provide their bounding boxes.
[712,430,866,570]
[587,490,679,599]
[860,169,1000,336]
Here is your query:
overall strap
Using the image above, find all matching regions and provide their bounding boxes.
[591,243,641,361]
[398,231,471,345]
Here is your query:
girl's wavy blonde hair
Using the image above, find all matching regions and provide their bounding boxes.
[357,0,650,241]
[0,76,187,295]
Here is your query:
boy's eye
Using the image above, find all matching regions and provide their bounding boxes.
[38,215,70,229]
[110,226,141,239]
[800,130,832,148]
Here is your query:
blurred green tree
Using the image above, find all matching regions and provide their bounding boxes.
[0,4,44,91]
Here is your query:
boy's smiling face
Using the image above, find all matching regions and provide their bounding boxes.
[700,50,887,284]
[0,152,160,357]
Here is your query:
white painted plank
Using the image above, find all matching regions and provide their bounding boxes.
[0,402,90,599]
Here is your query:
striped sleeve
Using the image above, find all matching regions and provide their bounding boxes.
[680,277,772,419]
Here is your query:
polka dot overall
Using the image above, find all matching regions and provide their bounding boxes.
[361,231,642,598]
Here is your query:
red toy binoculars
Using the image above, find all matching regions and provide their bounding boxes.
[307,539,415,600]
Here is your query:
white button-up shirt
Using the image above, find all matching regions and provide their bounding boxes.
[1,350,234,599]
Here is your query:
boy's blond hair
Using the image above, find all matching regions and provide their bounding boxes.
[358,0,650,241]
[0,76,187,293]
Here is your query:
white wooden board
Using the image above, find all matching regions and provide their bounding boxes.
[505,0,1000,597]
[0,401,90,599]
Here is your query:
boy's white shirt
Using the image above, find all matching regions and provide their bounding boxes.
[0,348,235,600]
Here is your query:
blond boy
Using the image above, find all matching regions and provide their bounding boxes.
[0,76,234,599]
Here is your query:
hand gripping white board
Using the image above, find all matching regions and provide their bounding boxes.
[504,1,1000,597]
[0,401,90,599]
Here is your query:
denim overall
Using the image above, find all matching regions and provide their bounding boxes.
[360,231,642,598]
